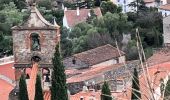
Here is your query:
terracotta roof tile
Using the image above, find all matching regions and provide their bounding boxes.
[113,62,170,100]
[0,79,14,100]
[73,44,125,66]
[0,63,15,80]
[70,91,101,100]
[67,63,125,83]
[64,7,102,28]
[159,4,170,10]
[144,0,155,3]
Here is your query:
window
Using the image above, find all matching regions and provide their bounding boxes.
[30,33,40,51]
[72,57,76,64]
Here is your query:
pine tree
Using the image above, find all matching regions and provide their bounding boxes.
[95,0,101,6]
[19,74,29,100]
[164,78,170,100]
[51,44,68,100]
[131,68,141,100]
[35,75,44,100]
[101,81,112,100]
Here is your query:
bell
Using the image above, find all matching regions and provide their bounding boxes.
[45,74,50,82]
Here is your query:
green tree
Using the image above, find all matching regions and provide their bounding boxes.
[86,9,97,24]
[101,81,112,100]
[51,45,68,100]
[19,74,29,100]
[35,75,44,100]
[131,68,141,100]
[13,0,26,11]
[85,0,94,8]
[100,1,121,15]
[128,0,148,16]
[164,78,170,100]
[95,0,101,6]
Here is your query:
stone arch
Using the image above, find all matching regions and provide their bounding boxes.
[30,33,41,51]
[31,56,41,62]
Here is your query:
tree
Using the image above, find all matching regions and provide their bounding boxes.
[128,0,148,16]
[85,0,94,9]
[51,44,68,100]
[86,9,97,24]
[101,81,112,100]
[35,75,44,100]
[131,68,141,100]
[19,74,29,100]
[100,1,121,15]
[164,78,170,100]
[95,0,101,6]
[13,0,27,11]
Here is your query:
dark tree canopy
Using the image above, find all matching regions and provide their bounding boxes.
[35,75,44,100]
[101,81,112,100]
[131,68,141,100]
[164,78,170,100]
[19,74,29,100]
[51,44,68,100]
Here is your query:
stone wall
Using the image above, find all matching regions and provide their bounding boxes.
[12,29,59,67]
[68,60,140,94]
[63,57,89,69]
[163,16,170,45]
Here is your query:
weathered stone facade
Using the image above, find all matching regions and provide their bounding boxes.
[68,60,140,94]
[64,44,126,69]
[12,30,59,67]
[9,4,60,100]
[163,15,170,46]
[12,4,60,80]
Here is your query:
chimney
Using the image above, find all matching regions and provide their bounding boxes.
[88,12,91,17]
[80,96,84,100]
[77,7,80,16]
[64,7,67,11]
[83,86,88,92]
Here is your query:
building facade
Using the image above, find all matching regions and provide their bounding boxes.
[63,44,126,69]
[9,4,60,99]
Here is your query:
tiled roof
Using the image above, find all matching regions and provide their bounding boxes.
[0,63,15,80]
[143,0,155,3]
[113,62,170,100]
[159,4,170,10]
[67,63,124,83]
[64,7,102,28]
[147,48,170,65]
[70,91,101,100]
[0,79,14,100]
[73,44,125,66]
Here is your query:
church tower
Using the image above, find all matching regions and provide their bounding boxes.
[9,3,60,99]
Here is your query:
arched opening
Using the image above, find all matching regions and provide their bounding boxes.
[30,33,41,51]
[31,56,41,62]
[43,68,50,82]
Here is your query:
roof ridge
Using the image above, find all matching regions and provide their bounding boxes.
[34,6,60,28]
[74,44,113,56]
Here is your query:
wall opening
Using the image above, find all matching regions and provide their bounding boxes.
[30,33,41,51]
[31,56,41,62]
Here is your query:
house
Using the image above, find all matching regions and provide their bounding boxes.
[63,7,102,29]
[66,60,139,94]
[112,0,135,13]
[69,62,170,100]
[63,44,125,69]
[159,0,170,17]
[163,14,170,46]
[143,0,167,7]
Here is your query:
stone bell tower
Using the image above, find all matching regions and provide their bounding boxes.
[11,3,60,92]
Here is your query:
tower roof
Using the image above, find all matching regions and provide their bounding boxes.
[12,5,60,30]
